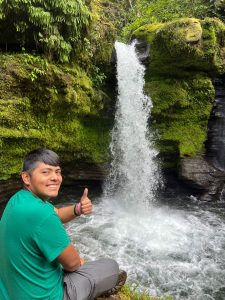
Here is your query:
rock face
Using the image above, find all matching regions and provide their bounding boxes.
[179,77,225,201]
[63,162,108,183]
[180,156,225,201]
[0,179,22,202]
[131,17,225,200]
[206,77,225,171]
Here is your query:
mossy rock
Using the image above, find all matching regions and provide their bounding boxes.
[0,53,111,180]
[130,17,224,168]
[133,17,225,76]
[145,75,214,167]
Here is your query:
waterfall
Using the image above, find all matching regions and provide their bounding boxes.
[104,41,162,207]
[65,42,225,300]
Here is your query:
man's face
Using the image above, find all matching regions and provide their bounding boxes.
[22,162,62,201]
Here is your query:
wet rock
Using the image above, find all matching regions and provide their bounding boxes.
[0,179,22,203]
[180,156,225,201]
[134,40,150,63]
[205,77,225,171]
[63,163,108,183]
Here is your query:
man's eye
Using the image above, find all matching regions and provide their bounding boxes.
[42,171,49,174]
[56,170,62,175]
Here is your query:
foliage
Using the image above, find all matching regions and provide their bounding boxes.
[117,284,173,300]
[0,0,134,181]
[0,0,90,62]
[136,0,210,21]
[75,0,134,78]
[122,0,221,40]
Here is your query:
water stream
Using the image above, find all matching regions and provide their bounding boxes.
[103,41,162,207]
[63,42,225,300]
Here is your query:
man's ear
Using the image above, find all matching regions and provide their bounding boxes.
[21,172,31,186]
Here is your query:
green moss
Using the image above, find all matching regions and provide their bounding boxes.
[0,138,44,180]
[132,18,225,76]
[133,23,164,43]
[76,0,128,72]
[146,75,214,160]
[200,18,225,74]
[0,53,111,180]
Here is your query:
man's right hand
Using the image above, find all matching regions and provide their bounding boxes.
[80,188,92,215]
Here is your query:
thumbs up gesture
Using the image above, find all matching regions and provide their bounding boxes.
[80,188,92,215]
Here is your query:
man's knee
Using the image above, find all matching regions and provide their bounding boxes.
[97,258,119,275]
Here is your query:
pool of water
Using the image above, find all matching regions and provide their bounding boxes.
[56,184,225,300]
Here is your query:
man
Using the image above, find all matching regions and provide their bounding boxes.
[0,148,126,300]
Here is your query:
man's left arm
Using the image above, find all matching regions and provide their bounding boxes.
[54,188,92,224]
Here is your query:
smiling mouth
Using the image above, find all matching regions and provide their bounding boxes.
[47,185,59,188]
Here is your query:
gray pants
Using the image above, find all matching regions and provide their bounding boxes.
[63,258,119,300]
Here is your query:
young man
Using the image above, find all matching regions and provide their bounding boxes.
[0,148,126,300]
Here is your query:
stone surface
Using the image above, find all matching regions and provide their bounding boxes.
[205,77,225,171]
[0,179,22,202]
[134,40,150,63]
[63,163,108,182]
[180,156,225,201]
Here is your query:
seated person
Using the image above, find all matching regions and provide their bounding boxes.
[0,148,126,300]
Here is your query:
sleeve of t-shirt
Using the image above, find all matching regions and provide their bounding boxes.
[34,213,70,263]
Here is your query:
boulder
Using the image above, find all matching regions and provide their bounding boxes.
[180,156,225,201]
[133,18,225,76]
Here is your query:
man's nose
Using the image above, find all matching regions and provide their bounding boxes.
[50,172,58,180]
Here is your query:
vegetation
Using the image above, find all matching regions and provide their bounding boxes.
[0,0,90,63]
[117,285,173,300]
[0,0,135,180]
[122,0,225,40]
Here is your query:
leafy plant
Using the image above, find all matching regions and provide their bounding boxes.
[118,284,173,300]
[0,0,90,62]
[122,0,218,39]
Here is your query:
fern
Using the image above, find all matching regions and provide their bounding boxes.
[0,0,90,62]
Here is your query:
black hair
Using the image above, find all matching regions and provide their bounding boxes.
[22,148,60,174]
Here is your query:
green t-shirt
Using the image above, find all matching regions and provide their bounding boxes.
[0,189,70,300]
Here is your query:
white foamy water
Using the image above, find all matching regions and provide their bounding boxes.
[65,42,225,299]
[66,200,225,300]
[103,41,162,207]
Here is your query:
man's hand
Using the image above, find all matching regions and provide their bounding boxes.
[80,188,92,215]
[80,256,85,266]
[55,187,92,223]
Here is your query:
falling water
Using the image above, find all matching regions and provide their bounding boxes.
[65,42,225,300]
[103,41,162,207]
